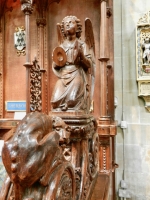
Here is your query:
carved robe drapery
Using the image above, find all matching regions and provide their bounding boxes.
[51,39,92,112]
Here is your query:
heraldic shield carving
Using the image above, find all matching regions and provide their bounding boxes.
[14,26,26,56]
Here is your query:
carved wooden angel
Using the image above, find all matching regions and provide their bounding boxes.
[51,16,95,113]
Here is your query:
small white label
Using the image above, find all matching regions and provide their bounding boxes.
[0,140,4,156]
[14,112,26,120]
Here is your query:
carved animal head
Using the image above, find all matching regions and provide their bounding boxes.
[2,112,61,187]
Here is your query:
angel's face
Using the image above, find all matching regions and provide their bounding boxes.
[63,17,77,36]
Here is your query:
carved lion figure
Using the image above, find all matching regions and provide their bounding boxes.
[1,112,72,200]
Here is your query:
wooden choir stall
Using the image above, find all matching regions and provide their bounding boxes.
[0,0,117,199]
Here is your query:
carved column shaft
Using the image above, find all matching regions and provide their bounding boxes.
[25,13,31,113]
[99,0,109,118]
[25,12,31,64]
[21,2,33,113]
[37,18,46,112]
[98,0,116,175]
[71,141,81,168]
[37,19,46,68]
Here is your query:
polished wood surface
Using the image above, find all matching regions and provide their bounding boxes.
[0,0,117,199]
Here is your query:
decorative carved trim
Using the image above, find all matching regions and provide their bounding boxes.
[61,144,72,161]
[88,133,99,179]
[102,147,107,171]
[30,59,42,112]
[44,26,48,113]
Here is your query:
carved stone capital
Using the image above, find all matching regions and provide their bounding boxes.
[20,1,33,14]
[36,18,47,26]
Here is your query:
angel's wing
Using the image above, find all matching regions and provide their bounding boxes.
[57,23,65,46]
[85,18,95,56]
[85,18,96,105]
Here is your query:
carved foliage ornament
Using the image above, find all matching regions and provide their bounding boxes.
[30,59,42,112]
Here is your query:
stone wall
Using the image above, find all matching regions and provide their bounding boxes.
[114,0,150,199]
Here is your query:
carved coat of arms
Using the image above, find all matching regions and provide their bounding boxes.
[14,27,26,56]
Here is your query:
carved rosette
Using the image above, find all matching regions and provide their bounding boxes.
[30,59,42,112]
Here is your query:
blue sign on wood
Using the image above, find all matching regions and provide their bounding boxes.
[6,101,26,111]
